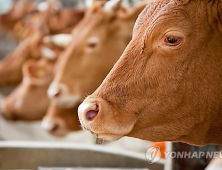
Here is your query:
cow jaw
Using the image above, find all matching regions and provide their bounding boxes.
[78,96,136,141]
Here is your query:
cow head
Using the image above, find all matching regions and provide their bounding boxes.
[41,104,81,136]
[78,0,222,145]
[1,57,55,121]
[47,0,147,109]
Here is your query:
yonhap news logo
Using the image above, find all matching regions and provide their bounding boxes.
[145,146,222,164]
[145,146,161,164]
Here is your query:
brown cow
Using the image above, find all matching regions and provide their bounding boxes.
[43,0,147,136]
[0,34,71,120]
[13,8,85,40]
[1,57,55,120]
[0,8,84,85]
[42,104,81,136]
[0,0,36,32]
[78,0,222,146]
[0,30,43,85]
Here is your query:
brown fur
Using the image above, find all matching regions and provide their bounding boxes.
[79,0,222,146]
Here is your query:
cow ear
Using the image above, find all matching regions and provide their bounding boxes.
[42,34,72,48]
[86,0,95,9]
[103,0,122,18]
[22,59,53,85]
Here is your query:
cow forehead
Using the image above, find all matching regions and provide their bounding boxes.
[72,14,104,40]
[133,0,212,43]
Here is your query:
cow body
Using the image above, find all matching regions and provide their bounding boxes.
[78,0,222,145]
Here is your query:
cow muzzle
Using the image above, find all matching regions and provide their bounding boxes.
[41,117,69,137]
[78,96,136,141]
[0,97,19,120]
[47,83,81,108]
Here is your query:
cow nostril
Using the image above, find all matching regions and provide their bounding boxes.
[54,90,61,98]
[86,110,98,120]
[78,102,100,121]
[48,88,62,99]
[41,119,59,133]
[51,124,59,132]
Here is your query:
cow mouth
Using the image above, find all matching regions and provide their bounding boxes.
[95,133,123,141]
[89,129,123,141]
[82,125,124,141]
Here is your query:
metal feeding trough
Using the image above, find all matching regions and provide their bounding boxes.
[39,168,149,170]
[0,142,164,170]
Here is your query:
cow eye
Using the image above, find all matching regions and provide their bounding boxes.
[164,36,180,46]
[85,37,100,53]
[88,42,97,48]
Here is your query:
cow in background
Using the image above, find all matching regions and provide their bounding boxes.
[0,0,37,32]
[13,7,85,40]
[0,34,72,120]
[42,0,148,136]
[0,30,43,85]
[1,57,55,120]
[42,104,81,136]
[78,0,222,146]
[0,7,84,85]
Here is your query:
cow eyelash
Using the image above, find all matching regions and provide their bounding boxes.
[164,36,181,46]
